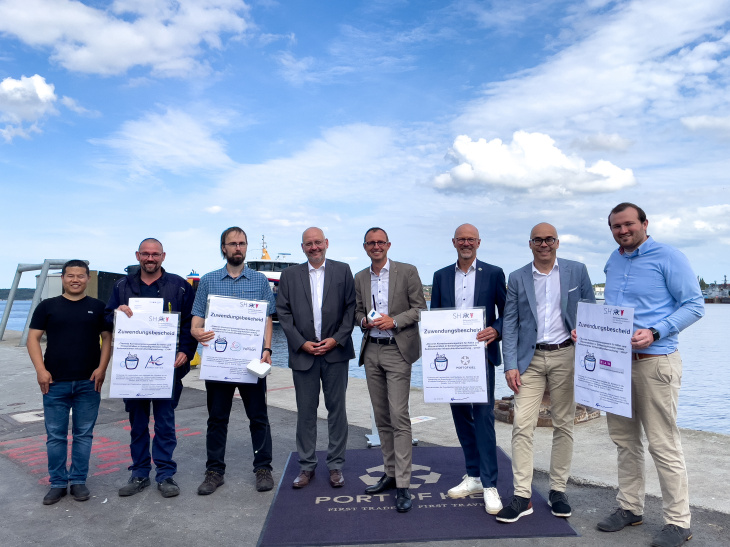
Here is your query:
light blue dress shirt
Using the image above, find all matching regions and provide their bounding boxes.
[604,236,704,355]
[192,265,276,318]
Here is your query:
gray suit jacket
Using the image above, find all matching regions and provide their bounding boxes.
[276,258,356,371]
[502,258,595,374]
[354,260,427,366]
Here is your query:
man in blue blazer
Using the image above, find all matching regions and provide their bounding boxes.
[496,223,594,523]
[431,223,507,515]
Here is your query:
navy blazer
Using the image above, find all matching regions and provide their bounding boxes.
[431,259,507,366]
[502,257,595,374]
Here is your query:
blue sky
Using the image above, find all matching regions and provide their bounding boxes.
[1,0,729,289]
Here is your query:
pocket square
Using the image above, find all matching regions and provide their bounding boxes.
[568,286,578,292]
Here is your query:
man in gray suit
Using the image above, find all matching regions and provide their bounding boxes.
[496,223,594,523]
[277,227,356,489]
[354,227,427,513]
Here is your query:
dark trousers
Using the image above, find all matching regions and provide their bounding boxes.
[450,362,498,488]
[205,378,272,474]
[124,366,187,482]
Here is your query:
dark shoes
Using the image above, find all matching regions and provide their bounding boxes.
[329,469,345,488]
[548,489,572,518]
[396,488,412,513]
[255,468,274,492]
[365,474,396,494]
[496,495,533,523]
[119,476,151,497]
[651,524,692,547]
[197,470,225,495]
[70,484,90,502]
[43,487,67,505]
[293,469,314,488]
[597,508,644,532]
[157,478,180,498]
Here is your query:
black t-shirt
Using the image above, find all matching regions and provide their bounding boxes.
[29,295,111,382]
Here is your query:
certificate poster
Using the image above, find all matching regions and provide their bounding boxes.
[419,308,489,403]
[110,311,179,399]
[574,302,635,418]
[200,295,268,384]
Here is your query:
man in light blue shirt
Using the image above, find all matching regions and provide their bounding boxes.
[597,203,704,547]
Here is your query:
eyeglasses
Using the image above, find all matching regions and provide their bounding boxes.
[225,242,247,248]
[530,237,557,246]
[455,237,479,245]
[303,241,325,249]
[139,252,162,258]
[364,240,389,248]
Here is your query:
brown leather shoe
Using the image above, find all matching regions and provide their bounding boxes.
[329,469,345,488]
[292,470,314,488]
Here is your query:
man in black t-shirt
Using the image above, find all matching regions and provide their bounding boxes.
[27,260,112,505]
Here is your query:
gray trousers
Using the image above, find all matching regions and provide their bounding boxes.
[292,357,349,471]
[363,342,412,488]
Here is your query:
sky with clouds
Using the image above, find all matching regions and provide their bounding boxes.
[1,0,729,289]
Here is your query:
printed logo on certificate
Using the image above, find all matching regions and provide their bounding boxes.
[110,310,180,399]
[574,302,634,418]
[200,295,269,384]
[419,307,489,404]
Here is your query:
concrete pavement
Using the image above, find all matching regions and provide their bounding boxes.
[1,329,729,546]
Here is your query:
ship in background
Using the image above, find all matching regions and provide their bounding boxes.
[246,236,299,319]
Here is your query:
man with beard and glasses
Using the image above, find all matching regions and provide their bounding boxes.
[191,227,277,494]
[105,238,197,498]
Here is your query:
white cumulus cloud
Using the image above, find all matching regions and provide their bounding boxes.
[0,0,251,76]
[681,115,730,137]
[0,74,57,141]
[433,131,636,194]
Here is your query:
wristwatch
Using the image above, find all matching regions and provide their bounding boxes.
[263,347,273,355]
[649,328,660,341]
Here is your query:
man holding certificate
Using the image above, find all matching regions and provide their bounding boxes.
[596,203,703,547]
[191,227,277,495]
[431,223,506,515]
[498,223,594,523]
[354,227,427,513]
[106,238,197,498]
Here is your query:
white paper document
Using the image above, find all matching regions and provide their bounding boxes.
[128,297,164,315]
[574,302,634,418]
[110,310,179,399]
[419,308,489,403]
[200,295,269,384]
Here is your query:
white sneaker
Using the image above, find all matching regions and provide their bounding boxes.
[483,487,503,514]
[447,475,483,499]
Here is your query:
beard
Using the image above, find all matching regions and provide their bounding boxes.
[226,253,245,266]
[141,261,162,274]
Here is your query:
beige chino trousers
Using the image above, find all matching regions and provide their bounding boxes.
[363,343,413,488]
[511,345,575,498]
[606,351,690,527]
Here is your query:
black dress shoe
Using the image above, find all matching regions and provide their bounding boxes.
[365,474,396,494]
[396,488,412,513]
[43,487,67,505]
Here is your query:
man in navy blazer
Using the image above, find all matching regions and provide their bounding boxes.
[496,222,594,524]
[431,223,507,515]
[277,227,356,489]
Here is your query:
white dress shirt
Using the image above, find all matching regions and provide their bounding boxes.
[455,262,476,309]
[369,259,392,338]
[532,261,569,344]
[308,260,326,341]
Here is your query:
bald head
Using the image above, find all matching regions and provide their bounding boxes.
[530,223,558,240]
[454,223,479,239]
[301,226,329,267]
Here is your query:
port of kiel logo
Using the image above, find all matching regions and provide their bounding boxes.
[360,464,441,489]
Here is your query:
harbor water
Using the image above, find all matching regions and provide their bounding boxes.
[2,299,728,435]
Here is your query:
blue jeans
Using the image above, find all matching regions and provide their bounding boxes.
[43,380,101,487]
[124,366,187,482]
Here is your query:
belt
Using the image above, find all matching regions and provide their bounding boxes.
[535,339,573,351]
[633,352,668,360]
[369,337,397,345]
